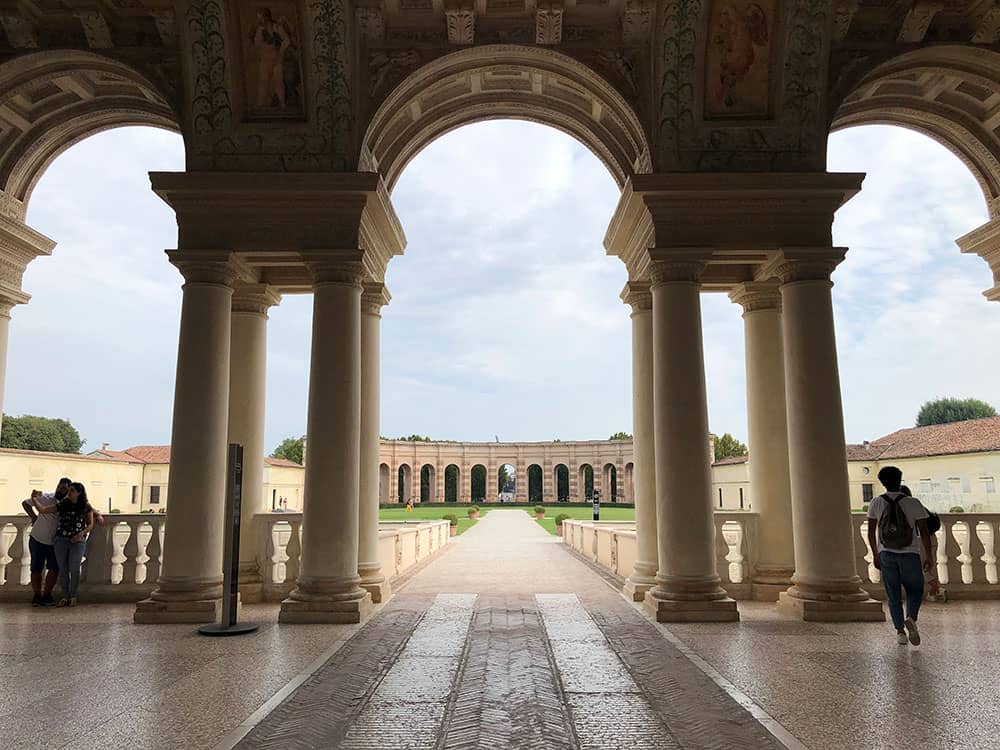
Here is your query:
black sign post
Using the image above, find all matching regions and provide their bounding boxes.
[199,443,258,637]
[592,489,600,521]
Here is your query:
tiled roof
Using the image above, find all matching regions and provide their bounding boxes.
[869,416,1000,460]
[846,444,885,461]
[92,445,302,467]
[3,447,122,462]
[713,455,748,466]
[265,457,302,468]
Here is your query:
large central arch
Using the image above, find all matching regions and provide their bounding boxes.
[360,45,650,191]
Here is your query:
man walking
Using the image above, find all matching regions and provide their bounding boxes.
[867,466,932,645]
[21,477,72,607]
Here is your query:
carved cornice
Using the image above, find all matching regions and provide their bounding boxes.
[957,217,1000,301]
[620,280,652,312]
[361,282,392,316]
[231,283,282,316]
[302,251,367,287]
[766,249,847,284]
[167,250,248,287]
[729,282,782,313]
[646,249,710,286]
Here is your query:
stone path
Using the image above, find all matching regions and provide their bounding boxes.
[236,510,785,750]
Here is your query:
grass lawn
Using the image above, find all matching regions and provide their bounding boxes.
[528,505,635,535]
[379,505,489,536]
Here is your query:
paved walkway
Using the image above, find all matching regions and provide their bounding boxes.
[3,509,1000,749]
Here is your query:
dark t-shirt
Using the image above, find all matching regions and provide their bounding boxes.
[55,499,93,539]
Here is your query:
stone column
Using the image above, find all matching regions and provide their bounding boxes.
[775,251,882,621]
[622,282,657,601]
[643,254,738,622]
[280,255,373,623]
[229,284,281,603]
[136,254,237,624]
[729,282,795,601]
[359,282,391,603]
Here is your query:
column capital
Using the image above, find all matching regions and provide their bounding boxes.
[361,281,391,315]
[957,217,1000,302]
[729,281,782,313]
[767,248,847,284]
[231,283,282,315]
[646,249,711,287]
[167,250,249,286]
[301,251,367,287]
[620,280,652,312]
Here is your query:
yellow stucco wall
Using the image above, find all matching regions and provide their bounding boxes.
[264,464,305,511]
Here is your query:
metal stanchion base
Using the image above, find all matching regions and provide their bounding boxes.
[197,622,259,637]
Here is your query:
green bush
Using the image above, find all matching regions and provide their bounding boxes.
[949,505,966,513]
[467,505,480,517]
[861,504,869,513]
[533,505,545,515]
[555,513,570,525]
[442,513,458,526]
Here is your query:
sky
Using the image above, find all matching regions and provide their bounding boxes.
[6,121,998,455]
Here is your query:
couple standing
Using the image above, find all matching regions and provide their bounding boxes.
[22,477,97,607]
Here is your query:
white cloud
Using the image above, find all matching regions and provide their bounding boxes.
[5,120,998,455]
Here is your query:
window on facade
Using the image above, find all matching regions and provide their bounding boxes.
[150,486,161,504]
[983,477,996,494]
[718,488,723,507]
[862,484,873,503]
[131,485,137,505]
[738,487,744,509]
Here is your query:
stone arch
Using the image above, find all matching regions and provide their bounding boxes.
[379,463,391,504]
[361,45,650,192]
[554,464,570,502]
[397,463,413,503]
[0,50,180,215]
[471,463,487,503]
[602,463,618,503]
[831,46,1000,217]
[445,464,460,503]
[498,463,516,499]
[420,463,437,504]
[527,464,543,503]
[579,463,594,500]
[624,462,635,504]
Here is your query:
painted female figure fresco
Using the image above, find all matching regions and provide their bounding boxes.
[705,0,773,118]
[244,5,304,117]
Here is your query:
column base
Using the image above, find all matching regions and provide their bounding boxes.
[778,590,885,622]
[359,566,391,604]
[278,592,373,624]
[623,577,655,601]
[134,597,224,624]
[750,566,794,601]
[238,561,264,604]
[642,587,739,622]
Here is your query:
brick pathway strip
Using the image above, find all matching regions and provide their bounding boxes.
[440,595,579,750]
[235,595,433,750]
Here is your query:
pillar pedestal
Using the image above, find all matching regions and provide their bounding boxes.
[775,250,882,622]
[644,253,737,622]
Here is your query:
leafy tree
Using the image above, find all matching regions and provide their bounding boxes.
[713,433,748,462]
[399,434,433,442]
[583,465,594,499]
[916,398,997,427]
[271,436,304,464]
[528,465,543,502]
[1,414,84,453]
[471,465,486,501]
[609,431,632,440]
[420,465,431,502]
[498,465,513,493]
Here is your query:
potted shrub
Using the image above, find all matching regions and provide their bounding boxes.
[534,505,545,519]
[555,513,569,534]
[949,505,965,513]
[443,513,459,536]
[468,505,480,519]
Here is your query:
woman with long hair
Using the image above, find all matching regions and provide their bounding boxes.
[36,482,94,606]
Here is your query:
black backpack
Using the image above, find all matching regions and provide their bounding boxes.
[925,509,941,535]
[878,493,913,550]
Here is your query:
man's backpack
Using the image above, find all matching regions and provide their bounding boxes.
[925,509,941,535]
[878,493,913,550]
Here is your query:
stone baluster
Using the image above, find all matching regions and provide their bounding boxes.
[121,520,142,584]
[976,521,998,584]
[145,518,163,586]
[285,519,302,586]
[3,520,29,586]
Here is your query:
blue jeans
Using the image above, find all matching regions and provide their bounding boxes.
[53,537,86,600]
[28,536,58,574]
[879,551,924,631]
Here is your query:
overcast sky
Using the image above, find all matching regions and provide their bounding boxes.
[6,121,998,455]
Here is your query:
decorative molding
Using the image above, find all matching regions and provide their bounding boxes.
[231,283,282,315]
[302,251,367,286]
[151,11,178,46]
[369,49,422,96]
[620,280,652,311]
[0,16,38,48]
[446,8,475,44]
[832,0,859,41]
[728,282,782,313]
[646,249,710,286]
[896,1,943,43]
[535,5,563,45]
[361,281,392,315]
[622,0,652,45]
[356,7,386,41]
[76,11,114,49]
[972,2,1000,44]
[167,251,244,286]
[769,249,847,284]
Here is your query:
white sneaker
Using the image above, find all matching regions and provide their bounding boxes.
[896,631,908,645]
[905,618,921,646]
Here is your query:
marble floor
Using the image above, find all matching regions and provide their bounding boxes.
[1,509,998,750]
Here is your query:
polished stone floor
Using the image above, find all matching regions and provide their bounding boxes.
[1,509,998,749]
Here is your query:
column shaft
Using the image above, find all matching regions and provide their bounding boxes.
[280,264,372,623]
[136,260,235,624]
[644,259,737,622]
[777,255,882,621]
[358,283,390,602]
[623,284,657,601]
